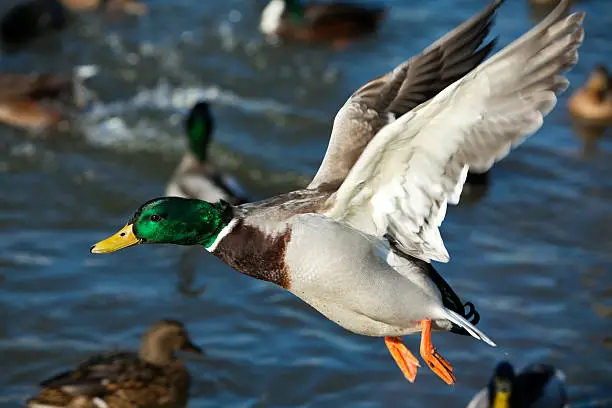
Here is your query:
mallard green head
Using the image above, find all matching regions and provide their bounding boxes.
[488,361,515,408]
[185,101,214,162]
[90,197,233,254]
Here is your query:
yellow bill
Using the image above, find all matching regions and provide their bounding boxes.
[493,391,510,408]
[90,224,141,254]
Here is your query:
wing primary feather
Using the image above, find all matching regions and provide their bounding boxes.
[325,0,584,263]
[308,0,504,189]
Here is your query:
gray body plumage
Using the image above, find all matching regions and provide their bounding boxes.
[284,213,453,336]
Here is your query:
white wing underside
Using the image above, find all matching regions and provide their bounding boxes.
[325,1,584,263]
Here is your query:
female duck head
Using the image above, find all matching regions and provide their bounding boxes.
[185,101,214,162]
[586,64,611,98]
[90,197,233,254]
[140,319,203,366]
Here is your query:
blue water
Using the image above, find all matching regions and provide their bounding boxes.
[1,0,612,406]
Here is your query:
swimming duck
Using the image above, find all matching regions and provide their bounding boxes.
[567,64,612,126]
[0,65,97,131]
[26,319,202,408]
[92,0,583,385]
[0,0,147,47]
[165,101,249,205]
[259,0,386,47]
[466,361,568,408]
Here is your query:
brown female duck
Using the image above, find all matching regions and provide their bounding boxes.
[26,320,202,408]
[259,0,386,48]
[568,64,612,126]
[0,65,96,131]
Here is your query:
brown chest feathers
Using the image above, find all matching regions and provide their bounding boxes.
[212,220,292,289]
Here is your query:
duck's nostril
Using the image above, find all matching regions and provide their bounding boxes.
[120,232,126,237]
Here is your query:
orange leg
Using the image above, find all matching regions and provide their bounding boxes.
[418,319,456,385]
[384,336,420,383]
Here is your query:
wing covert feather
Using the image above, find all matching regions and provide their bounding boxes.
[325,0,583,263]
[308,0,503,189]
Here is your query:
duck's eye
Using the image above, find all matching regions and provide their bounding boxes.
[150,214,162,222]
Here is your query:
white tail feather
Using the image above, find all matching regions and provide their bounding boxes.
[444,308,496,347]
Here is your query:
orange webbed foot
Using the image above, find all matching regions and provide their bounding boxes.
[384,336,420,382]
[419,319,456,385]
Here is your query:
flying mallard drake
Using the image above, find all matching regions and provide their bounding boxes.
[0,65,97,131]
[92,0,583,385]
[259,0,386,48]
[467,361,568,408]
[165,101,249,205]
[26,320,202,408]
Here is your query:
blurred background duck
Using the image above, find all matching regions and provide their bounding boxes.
[26,319,202,408]
[165,101,249,205]
[0,65,97,132]
[0,0,147,47]
[527,0,573,23]
[568,64,612,126]
[259,0,386,48]
[466,361,568,408]
[566,65,612,152]
[0,0,67,47]
[60,0,147,14]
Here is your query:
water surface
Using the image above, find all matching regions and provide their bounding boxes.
[1,0,612,406]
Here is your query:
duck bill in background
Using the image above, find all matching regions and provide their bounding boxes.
[182,340,204,355]
[90,224,141,254]
[492,390,511,408]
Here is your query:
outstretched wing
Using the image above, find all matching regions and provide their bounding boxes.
[324,0,583,263]
[308,0,503,189]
